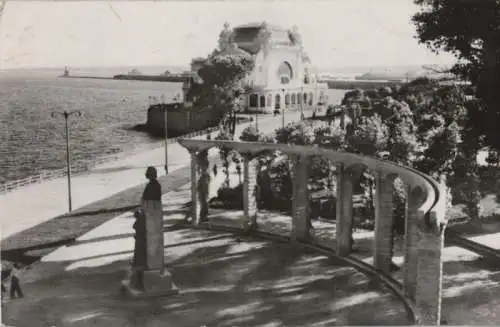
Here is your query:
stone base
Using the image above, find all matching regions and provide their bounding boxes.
[120,269,179,298]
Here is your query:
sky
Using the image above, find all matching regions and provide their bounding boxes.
[0,0,457,71]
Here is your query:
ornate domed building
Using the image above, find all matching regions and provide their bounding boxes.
[228,22,327,113]
[183,21,328,113]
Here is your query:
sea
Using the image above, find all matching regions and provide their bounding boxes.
[0,67,348,185]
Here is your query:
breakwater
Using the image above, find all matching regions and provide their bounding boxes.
[325,79,404,90]
[60,74,189,83]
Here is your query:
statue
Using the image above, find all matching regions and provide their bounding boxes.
[289,25,303,47]
[218,22,233,51]
[121,166,178,297]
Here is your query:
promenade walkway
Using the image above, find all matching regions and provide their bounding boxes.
[3,166,500,325]
[0,110,305,241]
[1,183,411,327]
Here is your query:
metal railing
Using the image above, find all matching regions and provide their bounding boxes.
[0,125,227,195]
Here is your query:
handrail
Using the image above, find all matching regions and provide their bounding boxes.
[0,125,223,195]
[178,139,443,221]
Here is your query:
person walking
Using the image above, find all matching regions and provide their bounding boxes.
[9,263,24,299]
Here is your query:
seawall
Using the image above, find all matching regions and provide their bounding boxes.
[325,79,403,90]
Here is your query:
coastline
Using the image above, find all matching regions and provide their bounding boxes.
[59,74,188,83]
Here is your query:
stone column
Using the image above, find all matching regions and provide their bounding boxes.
[292,155,310,241]
[404,186,424,300]
[143,200,164,272]
[197,149,210,223]
[373,173,394,274]
[415,226,446,325]
[139,200,177,296]
[336,164,354,256]
[121,194,178,297]
[242,154,258,230]
[189,149,200,224]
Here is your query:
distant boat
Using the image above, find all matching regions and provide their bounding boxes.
[63,66,70,77]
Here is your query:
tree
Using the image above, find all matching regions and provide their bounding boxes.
[412,0,500,151]
[188,50,254,126]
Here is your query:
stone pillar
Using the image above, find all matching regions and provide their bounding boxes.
[121,199,178,297]
[404,186,424,300]
[292,155,310,241]
[189,149,200,224]
[197,150,210,223]
[415,227,446,325]
[373,173,394,274]
[143,200,164,272]
[336,164,354,256]
[242,154,258,230]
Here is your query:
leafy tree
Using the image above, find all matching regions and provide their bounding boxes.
[412,0,500,151]
[239,125,262,142]
[188,51,254,125]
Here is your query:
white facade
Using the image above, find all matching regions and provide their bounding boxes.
[219,22,328,113]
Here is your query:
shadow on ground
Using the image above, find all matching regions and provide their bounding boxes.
[2,229,410,327]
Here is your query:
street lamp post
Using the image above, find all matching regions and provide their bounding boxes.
[300,86,304,120]
[255,111,259,132]
[281,88,286,128]
[51,110,81,212]
[164,105,169,175]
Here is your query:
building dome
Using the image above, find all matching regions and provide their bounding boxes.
[232,22,293,54]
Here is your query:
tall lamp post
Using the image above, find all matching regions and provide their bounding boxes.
[51,110,82,212]
[300,86,304,120]
[255,111,259,132]
[281,88,286,128]
[164,105,171,175]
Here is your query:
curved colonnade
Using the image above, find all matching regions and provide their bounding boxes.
[178,138,448,326]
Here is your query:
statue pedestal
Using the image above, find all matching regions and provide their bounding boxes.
[120,269,179,298]
[121,198,179,298]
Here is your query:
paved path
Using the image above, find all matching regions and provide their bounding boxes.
[2,155,500,325]
[1,186,411,327]
[0,110,307,241]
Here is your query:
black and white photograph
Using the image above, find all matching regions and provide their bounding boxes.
[1,0,500,326]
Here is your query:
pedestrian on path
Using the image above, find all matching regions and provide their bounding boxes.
[8,263,24,299]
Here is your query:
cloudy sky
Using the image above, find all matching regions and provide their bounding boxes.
[0,0,456,70]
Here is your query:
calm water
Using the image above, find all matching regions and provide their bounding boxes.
[0,69,347,185]
[0,72,182,184]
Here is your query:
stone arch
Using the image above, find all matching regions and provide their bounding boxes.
[278,61,293,85]
[309,92,314,106]
[285,93,290,106]
[249,94,258,108]
[291,93,296,105]
[303,93,308,104]
[297,93,302,105]
[259,95,266,108]
[267,94,272,108]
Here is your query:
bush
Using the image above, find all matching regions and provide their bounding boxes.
[210,184,243,209]
[239,125,262,142]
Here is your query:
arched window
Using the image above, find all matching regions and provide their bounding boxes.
[259,95,266,108]
[249,94,258,107]
[275,94,281,109]
[285,94,290,105]
[303,93,308,104]
[298,93,302,105]
[277,62,293,85]
[267,94,272,108]
[291,93,296,105]
[309,92,314,106]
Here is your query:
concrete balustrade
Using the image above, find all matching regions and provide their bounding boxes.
[178,138,448,326]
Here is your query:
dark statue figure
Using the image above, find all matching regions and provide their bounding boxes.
[128,166,162,290]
